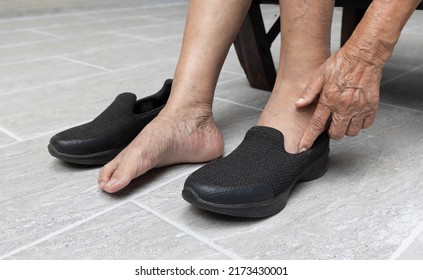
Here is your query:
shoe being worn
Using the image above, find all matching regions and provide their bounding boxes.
[182,126,330,218]
[48,79,173,165]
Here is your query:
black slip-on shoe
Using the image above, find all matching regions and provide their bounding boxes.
[182,126,330,218]
[48,79,173,165]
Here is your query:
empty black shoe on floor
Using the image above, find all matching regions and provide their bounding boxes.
[182,126,330,218]
[48,79,172,165]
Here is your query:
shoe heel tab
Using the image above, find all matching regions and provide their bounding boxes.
[156,79,173,100]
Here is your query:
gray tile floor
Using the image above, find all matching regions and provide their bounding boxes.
[0,4,422,260]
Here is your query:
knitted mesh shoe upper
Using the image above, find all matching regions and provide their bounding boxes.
[184,126,330,204]
[50,80,172,155]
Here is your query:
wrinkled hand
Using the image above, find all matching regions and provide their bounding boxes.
[296,45,383,151]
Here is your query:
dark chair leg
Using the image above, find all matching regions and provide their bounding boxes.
[340,7,366,46]
[234,3,276,91]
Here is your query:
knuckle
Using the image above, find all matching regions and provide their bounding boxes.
[304,85,314,94]
[310,118,325,132]
[346,129,360,137]
[330,133,344,140]
[362,120,373,129]
[329,127,344,140]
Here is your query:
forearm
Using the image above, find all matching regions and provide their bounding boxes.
[344,0,422,66]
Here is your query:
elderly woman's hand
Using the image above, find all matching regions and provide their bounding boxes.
[296,43,384,151]
[295,0,422,151]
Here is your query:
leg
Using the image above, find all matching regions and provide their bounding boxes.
[181,0,335,217]
[99,0,252,193]
[257,0,335,153]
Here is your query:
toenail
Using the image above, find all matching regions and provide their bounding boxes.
[299,147,307,153]
[104,178,117,188]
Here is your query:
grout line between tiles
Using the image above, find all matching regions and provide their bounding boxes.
[1,54,178,97]
[0,3,188,26]
[0,55,60,65]
[220,69,244,77]
[381,64,423,86]
[0,40,140,65]
[389,219,423,259]
[130,200,242,260]
[57,3,188,19]
[0,38,60,49]
[379,102,423,114]
[28,29,64,39]
[0,200,129,260]
[81,185,100,194]
[2,72,106,97]
[107,31,156,42]
[0,120,89,149]
[0,125,23,141]
[59,56,113,72]
[0,168,196,259]
[214,97,263,112]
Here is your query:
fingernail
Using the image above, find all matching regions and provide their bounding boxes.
[295,98,305,104]
[299,147,307,153]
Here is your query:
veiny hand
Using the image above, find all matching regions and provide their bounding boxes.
[296,45,384,151]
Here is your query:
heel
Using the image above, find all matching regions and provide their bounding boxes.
[298,151,329,182]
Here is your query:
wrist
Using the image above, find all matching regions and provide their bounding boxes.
[343,32,393,68]
[342,0,421,67]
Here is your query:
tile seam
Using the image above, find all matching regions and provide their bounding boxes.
[0,125,23,141]
[107,31,156,42]
[130,200,243,260]
[0,38,59,49]
[214,97,263,112]
[28,29,64,39]
[381,64,423,86]
[0,41,141,65]
[59,56,113,72]
[0,120,89,149]
[1,55,179,97]
[0,167,197,259]
[389,219,423,259]
[379,102,423,114]
[0,200,129,260]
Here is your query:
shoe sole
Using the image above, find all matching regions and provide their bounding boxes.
[182,150,329,218]
[48,144,122,165]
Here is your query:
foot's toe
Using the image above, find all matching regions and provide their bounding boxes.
[98,160,118,189]
[100,148,149,193]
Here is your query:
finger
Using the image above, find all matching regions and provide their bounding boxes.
[346,116,364,137]
[98,160,118,188]
[296,72,324,107]
[328,113,349,140]
[362,112,376,129]
[298,103,331,151]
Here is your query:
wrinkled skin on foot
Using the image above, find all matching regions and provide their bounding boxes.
[98,110,224,193]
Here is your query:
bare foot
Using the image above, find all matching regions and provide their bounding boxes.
[257,81,317,154]
[98,108,224,193]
